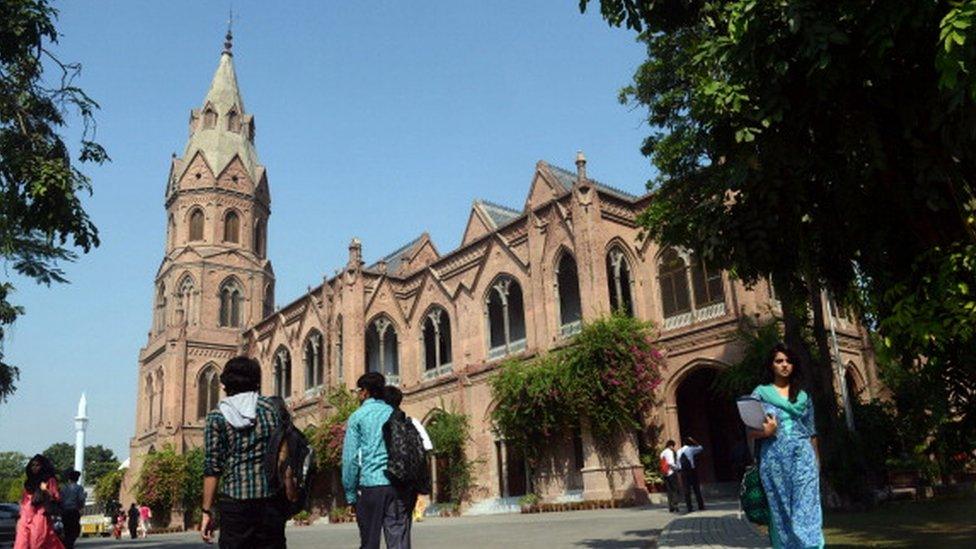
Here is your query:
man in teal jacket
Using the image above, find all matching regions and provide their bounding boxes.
[342,372,410,548]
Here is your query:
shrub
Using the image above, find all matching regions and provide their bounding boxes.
[426,407,478,504]
[94,469,124,504]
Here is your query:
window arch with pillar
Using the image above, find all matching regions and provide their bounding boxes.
[554,250,582,337]
[219,277,244,328]
[197,364,220,420]
[485,275,527,360]
[606,245,635,316]
[366,315,400,385]
[188,208,205,242]
[153,282,167,333]
[176,274,196,326]
[303,330,324,392]
[658,248,727,330]
[273,346,292,399]
[421,306,452,380]
[334,315,344,383]
[145,375,155,430]
[154,369,164,427]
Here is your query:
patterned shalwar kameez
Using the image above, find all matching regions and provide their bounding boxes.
[751,385,824,549]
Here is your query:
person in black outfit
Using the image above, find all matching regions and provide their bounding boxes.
[127,503,140,539]
[678,437,706,512]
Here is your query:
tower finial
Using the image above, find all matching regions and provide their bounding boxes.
[223,7,234,55]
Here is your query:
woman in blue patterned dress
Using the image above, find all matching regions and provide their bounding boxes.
[748,343,823,549]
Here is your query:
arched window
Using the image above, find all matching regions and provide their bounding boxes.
[226,109,240,132]
[263,282,274,319]
[197,365,220,419]
[335,316,344,382]
[154,283,166,333]
[189,209,204,242]
[223,211,240,243]
[556,252,582,336]
[304,331,324,391]
[274,347,292,399]
[155,370,164,427]
[168,214,176,249]
[422,307,452,379]
[658,249,691,318]
[219,278,244,328]
[253,219,265,257]
[145,376,154,430]
[365,316,399,385]
[485,276,527,360]
[178,275,196,325]
[606,247,634,316]
[690,254,724,307]
[203,108,217,129]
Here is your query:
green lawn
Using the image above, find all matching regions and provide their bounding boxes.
[823,494,976,548]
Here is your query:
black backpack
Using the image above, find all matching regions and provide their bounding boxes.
[264,418,316,516]
[382,410,431,495]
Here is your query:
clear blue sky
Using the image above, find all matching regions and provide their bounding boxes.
[0,1,652,460]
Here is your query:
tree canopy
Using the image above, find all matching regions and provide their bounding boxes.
[0,0,108,402]
[42,442,119,482]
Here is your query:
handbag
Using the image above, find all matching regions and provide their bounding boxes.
[739,439,770,526]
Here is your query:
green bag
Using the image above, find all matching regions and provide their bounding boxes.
[739,464,770,525]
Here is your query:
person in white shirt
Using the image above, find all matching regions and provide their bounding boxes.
[659,440,680,513]
[677,437,705,512]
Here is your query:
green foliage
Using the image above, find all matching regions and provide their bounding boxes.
[490,314,665,456]
[2,474,24,502]
[309,387,359,470]
[0,451,26,482]
[94,469,124,504]
[426,407,477,504]
[712,317,783,398]
[41,442,119,482]
[135,445,203,521]
[517,493,539,507]
[0,0,110,402]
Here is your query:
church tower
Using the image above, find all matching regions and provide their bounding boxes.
[125,31,274,503]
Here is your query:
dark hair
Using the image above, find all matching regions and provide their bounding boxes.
[384,386,403,409]
[665,440,676,448]
[220,356,262,396]
[762,342,804,402]
[357,372,386,399]
[268,396,291,423]
[24,454,56,492]
[66,469,81,482]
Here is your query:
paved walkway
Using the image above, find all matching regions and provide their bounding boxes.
[658,502,770,548]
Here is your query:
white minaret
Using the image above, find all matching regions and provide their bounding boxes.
[74,393,88,485]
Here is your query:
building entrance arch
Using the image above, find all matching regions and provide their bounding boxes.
[673,365,745,484]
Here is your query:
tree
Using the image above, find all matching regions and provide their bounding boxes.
[0,451,26,482]
[581,0,976,494]
[42,442,119,482]
[93,468,123,505]
[0,0,109,403]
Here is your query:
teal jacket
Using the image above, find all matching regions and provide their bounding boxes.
[341,398,394,503]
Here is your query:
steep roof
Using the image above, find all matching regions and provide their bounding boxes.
[180,50,261,181]
[474,199,521,229]
[367,234,427,275]
[543,162,638,201]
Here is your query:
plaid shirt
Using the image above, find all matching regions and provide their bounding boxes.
[203,395,281,500]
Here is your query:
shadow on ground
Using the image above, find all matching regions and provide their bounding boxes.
[575,527,661,548]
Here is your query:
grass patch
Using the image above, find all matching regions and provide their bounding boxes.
[824,493,976,548]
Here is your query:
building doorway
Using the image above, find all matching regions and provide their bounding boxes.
[675,367,745,483]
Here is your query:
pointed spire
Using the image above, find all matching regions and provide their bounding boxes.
[224,10,234,56]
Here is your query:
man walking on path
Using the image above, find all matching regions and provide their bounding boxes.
[659,440,681,513]
[343,373,409,549]
[678,437,706,513]
[60,469,86,548]
[200,356,286,548]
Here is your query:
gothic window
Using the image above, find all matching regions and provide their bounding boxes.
[253,219,265,257]
[690,254,724,307]
[154,283,166,333]
[197,364,220,420]
[189,209,205,242]
[155,370,164,427]
[304,331,324,391]
[226,109,240,132]
[263,282,274,318]
[223,211,240,243]
[274,347,292,399]
[606,247,634,316]
[658,248,691,318]
[177,275,196,325]
[486,276,526,359]
[203,108,217,129]
[335,316,344,382]
[145,376,154,430]
[168,214,176,249]
[556,252,582,336]
[219,278,243,328]
[365,316,399,385]
[422,307,452,378]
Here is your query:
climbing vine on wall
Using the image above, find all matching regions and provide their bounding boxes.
[490,314,665,456]
[425,407,476,504]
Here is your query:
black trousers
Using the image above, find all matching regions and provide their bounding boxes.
[355,485,413,549]
[217,497,287,549]
[62,509,81,548]
[681,468,705,511]
[664,474,681,511]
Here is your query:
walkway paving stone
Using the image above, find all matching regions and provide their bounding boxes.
[658,502,770,548]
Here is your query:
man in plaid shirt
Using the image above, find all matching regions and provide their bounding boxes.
[200,356,285,548]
